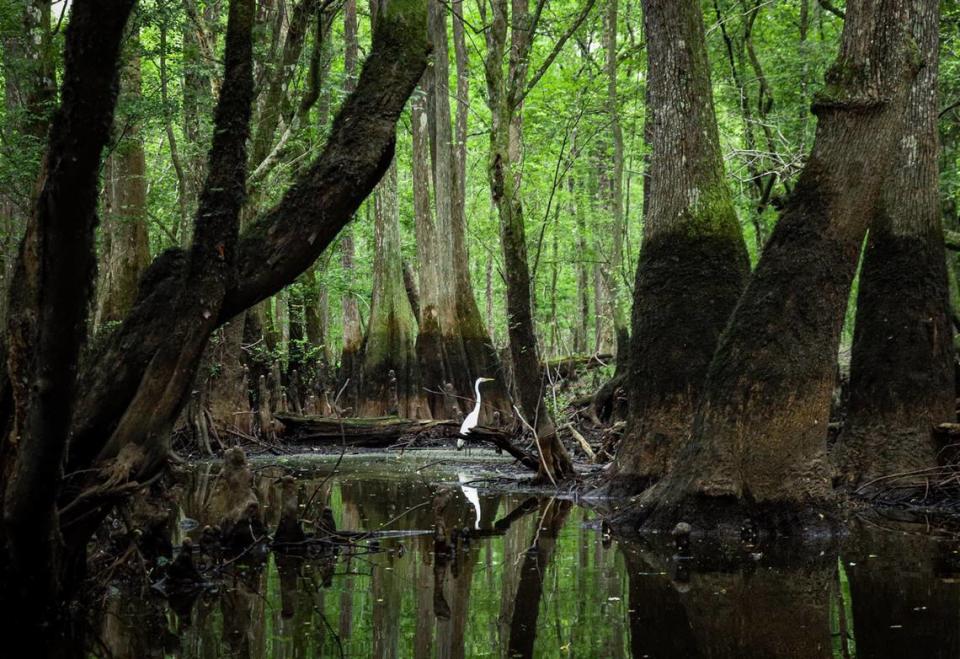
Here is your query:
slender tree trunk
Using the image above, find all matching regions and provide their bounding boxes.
[489,67,569,477]
[338,0,362,412]
[359,157,427,417]
[834,0,954,486]
[612,0,749,493]
[602,0,629,367]
[96,42,151,327]
[480,0,592,479]
[640,0,922,528]
[572,167,589,355]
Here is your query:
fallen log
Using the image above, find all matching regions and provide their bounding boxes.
[542,353,614,380]
[274,413,540,471]
[274,413,448,444]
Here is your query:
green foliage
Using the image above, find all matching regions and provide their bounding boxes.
[0,0,957,368]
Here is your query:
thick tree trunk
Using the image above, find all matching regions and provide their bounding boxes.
[96,44,151,327]
[359,157,427,417]
[638,0,921,529]
[834,1,954,486]
[413,0,511,423]
[64,0,430,484]
[411,72,447,417]
[612,0,749,493]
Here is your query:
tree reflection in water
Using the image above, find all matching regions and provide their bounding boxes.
[87,462,960,658]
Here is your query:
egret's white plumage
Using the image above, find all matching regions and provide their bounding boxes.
[457,377,494,451]
[458,472,482,530]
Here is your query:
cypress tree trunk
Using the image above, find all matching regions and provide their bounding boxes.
[834,1,954,486]
[96,43,151,327]
[411,71,448,417]
[639,0,921,528]
[480,0,592,479]
[412,0,511,423]
[359,158,427,417]
[611,0,749,493]
[449,0,512,422]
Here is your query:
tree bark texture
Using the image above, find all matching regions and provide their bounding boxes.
[640,0,922,528]
[834,0,954,486]
[613,0,749,492]
[359,157,427,417]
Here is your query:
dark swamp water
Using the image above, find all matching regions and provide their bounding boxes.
[90,453,960,658]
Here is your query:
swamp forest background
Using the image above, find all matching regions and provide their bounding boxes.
[3,0,960,644]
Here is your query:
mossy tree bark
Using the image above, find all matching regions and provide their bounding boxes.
[638,0,922,529]
[359,156,428,417]
[611,0,749,493]
[834,0,954,487]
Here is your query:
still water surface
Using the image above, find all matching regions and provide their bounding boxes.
[96,454,960,658]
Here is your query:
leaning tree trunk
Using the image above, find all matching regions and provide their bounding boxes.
[611,0,749,493]
[834,0,954,487]
[638,0,921,530]
[96,41,151,328]
[358,157,428,417]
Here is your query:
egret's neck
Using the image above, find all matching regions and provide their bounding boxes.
[473,380,483,414]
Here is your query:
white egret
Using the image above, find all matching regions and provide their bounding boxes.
[458,377,495,451]
[458,472,482,530]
